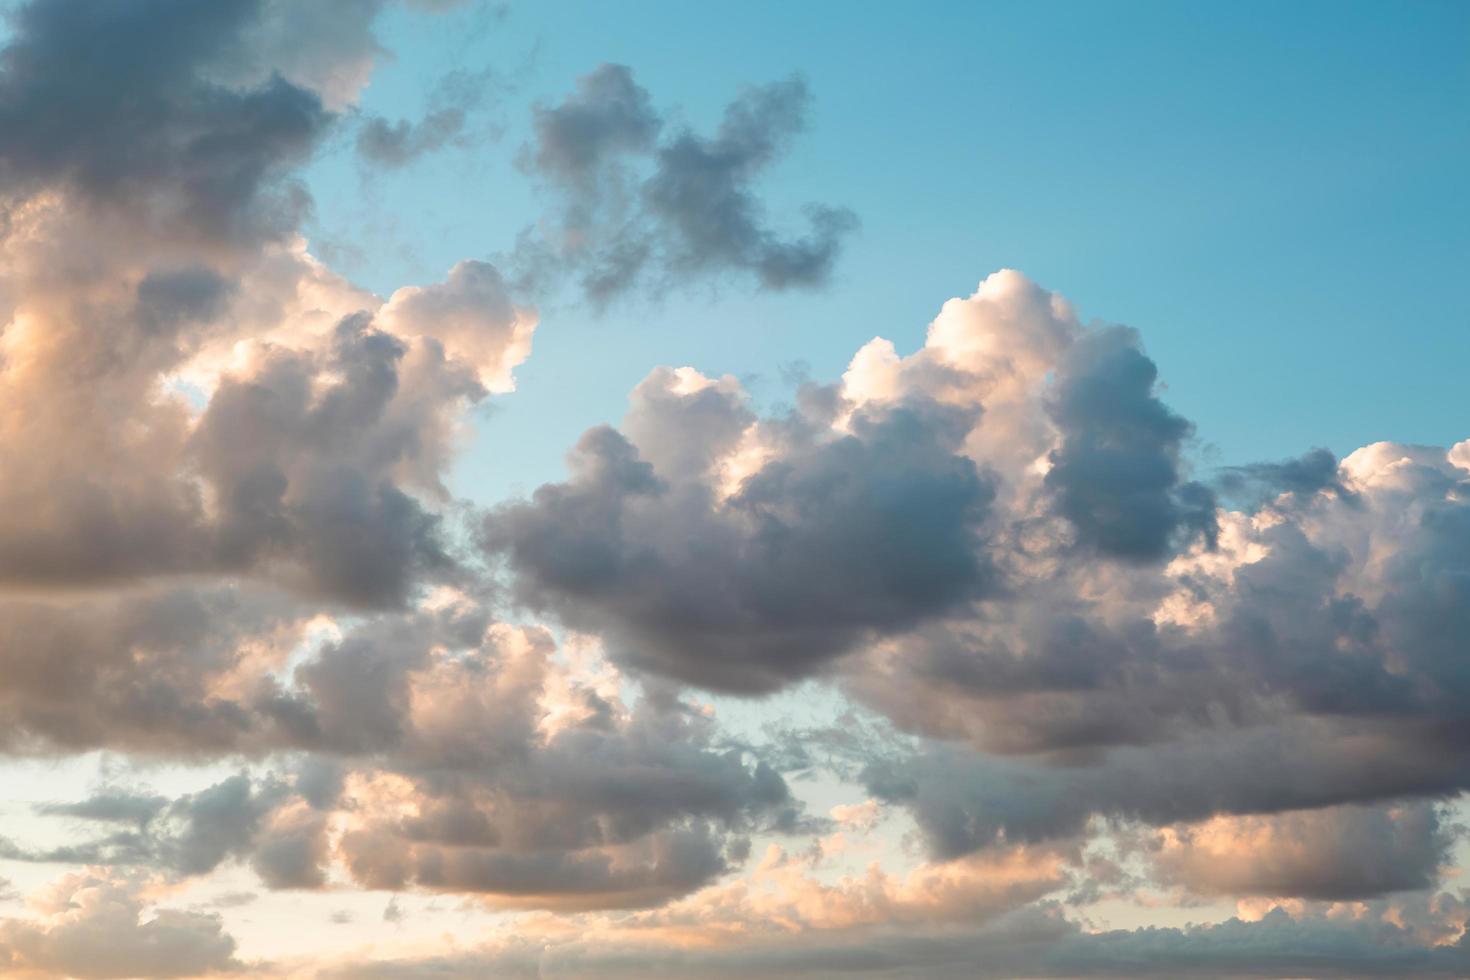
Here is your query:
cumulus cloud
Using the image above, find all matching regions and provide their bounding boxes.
[1043,324,1217,560]
[481,269,1470,926]
[484,368,993,692]
[0,234,531,605]
[2,595,794,907]
[307,612,796,907]
[0,0,338,246]
[1150,802,1456,901]
[0,0,535,611]
[0,874,240,978]
[482,270,1217,692]
[841,431,1470,861]
[514,64,858,304]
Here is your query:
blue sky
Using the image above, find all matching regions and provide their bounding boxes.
[304,0,1470,505]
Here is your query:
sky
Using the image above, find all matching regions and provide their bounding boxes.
[0,1,1467,978]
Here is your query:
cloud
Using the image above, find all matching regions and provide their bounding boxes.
[479,268,1470,922]
[0,242,530,604]
[513,64,858,304]
[0,586,296,753]
[0,0,337,246]
[0,874,240,979]
[0,0,535,614]
[480,270,1226,694]
[358,108,469,167]
[356,67,505,168]
[3,596,795,907]
[4,773,322,886]
[1150,802,1456,901]
[35,792,168,829]
[310,896,1470,979]
[1217,447,1353,506]
[1043,324,1217,560]
[313,613,797,907]
[841,434,1470,858]
[375,258,536,392]
[526,64,661,185]
[483,368,994,692]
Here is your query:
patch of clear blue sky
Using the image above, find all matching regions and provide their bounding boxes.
[300,0,1470,507]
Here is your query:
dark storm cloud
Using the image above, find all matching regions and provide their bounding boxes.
[1044,325,1217,561]
[515,64,857,304]
[484,385,993,693]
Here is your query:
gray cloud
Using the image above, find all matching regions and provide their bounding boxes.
[356,67,505,167]
[1043,325,1217,561]
[484,378,993,693]
[4,774,313,884]
[313,899,1470,979]
[514,64,857,304]
[527,63,661,186]
[1217,447,1352,505]
[0,875,241,979]
[36,791,168,829]
[318,614,797,906]
[0,0,522,612]
[858,720,1470,867]
[1151,801,1456,901]
[472,269,1470,931]
[357,109,468,166]
[190,315,474,607]
[0,0,334,246]
[0,587,294,753]
[643,77,857,291]
[3,597,795,906]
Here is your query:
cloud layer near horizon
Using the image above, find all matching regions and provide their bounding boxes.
[0,2,1466,978]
